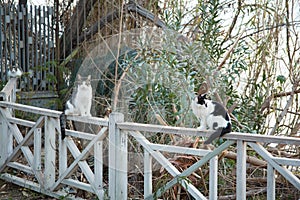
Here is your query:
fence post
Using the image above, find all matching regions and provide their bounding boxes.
[209,155,218,200]
[109,112,127,200]
[236,140,246,200]
[0,110,13,167]
[267,164,275,200]
[44,116,57,190]
[144,149,152,197]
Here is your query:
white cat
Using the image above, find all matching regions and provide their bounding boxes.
[65,74,92,117]
[191,83,231,144]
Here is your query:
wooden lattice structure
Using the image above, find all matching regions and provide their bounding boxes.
[0,78,300,199]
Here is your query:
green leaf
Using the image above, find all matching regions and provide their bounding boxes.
[276,75,286,84]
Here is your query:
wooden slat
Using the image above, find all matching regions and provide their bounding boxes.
[236,140,247,200]
[0,109,44,186]
[144,149,152,197]
[65,129,97,140]
[109,113,127,200]
[94,141,104,197]
[51,127,108,198]
[129,131,207,200]
[209,156,218,200]
[62,179,94,193]
[267,164,275,200]
[7,162,33,174]
[148,140,235,199]
[66,139,95,184]
[119,122,300,145]
[273,157,300,166]
[0,78,17,101]
[149,143,211,156]
[249,142,300,190]
[33,128,42,172]
[44,116,57,189]
[6,116,35,127]
[67,115,109,126]
[0,101,61,117]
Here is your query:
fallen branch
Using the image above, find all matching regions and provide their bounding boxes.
[218,188,267,200]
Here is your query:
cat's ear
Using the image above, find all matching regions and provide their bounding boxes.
[77,74,82,81]
[197,82,209,95]
[87,75,91,80]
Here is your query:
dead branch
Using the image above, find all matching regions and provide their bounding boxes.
[218,188,267,200]
[269,81,299,135]
[224,151,267,167]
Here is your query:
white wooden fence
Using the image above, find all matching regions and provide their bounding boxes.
[0,78,300,199]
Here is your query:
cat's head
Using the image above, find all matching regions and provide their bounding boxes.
[196,94,208,106]
[195,82,209,106]
[77,74,91,88]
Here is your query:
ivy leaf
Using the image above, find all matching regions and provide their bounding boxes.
[276,75,286,84]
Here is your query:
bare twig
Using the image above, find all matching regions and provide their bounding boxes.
[269,81,299,135]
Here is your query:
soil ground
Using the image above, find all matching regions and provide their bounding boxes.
[0,179,53,200]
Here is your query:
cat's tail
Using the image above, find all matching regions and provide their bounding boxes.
[204,123,232,144]
[65,100,76,115]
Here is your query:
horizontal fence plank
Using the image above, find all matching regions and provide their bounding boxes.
[62,179,94,193]
[0,101,61,117]
[249,142,300,190]
[65,129,97,140]
[7,162,33,174]
[273,157,300,166]
[6,116,35,127]
[0,101,109,126]
[129,131,207,200]
[149,143,211,156]
[66,115,108,126]
[119,122,300,145]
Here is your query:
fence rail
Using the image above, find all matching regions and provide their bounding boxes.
[0,79,300,199]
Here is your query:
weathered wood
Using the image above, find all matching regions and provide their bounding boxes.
[66,138,95,184]
[209,156,218,200]
[118,123,300,145]
[267,164,275,200]
[44,116,57,189]
[51,127,108,197]
[273,157,300,166]
[0,109,44,187]
[129,131,207,200]
[1,86,300,200]
[249,142,300,190]
[67,115,109,126]
[7,162,33,174]
[65,129,97,140]
[149,143,211,156]
[0,108,12,166]
[109,112,127,200]
[144,149,152,197]
[94,141,105,199]
[33,128,42,172]
[6,116,35,127]
[148,140,235,199]
[0,101,62,117]
[62,179,94,193]
[236,140,247,200]
[0,78,17,101]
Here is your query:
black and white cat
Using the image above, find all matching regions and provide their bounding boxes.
[65,74,92,117]
[191,83,231,144]
[7,66,23,78]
